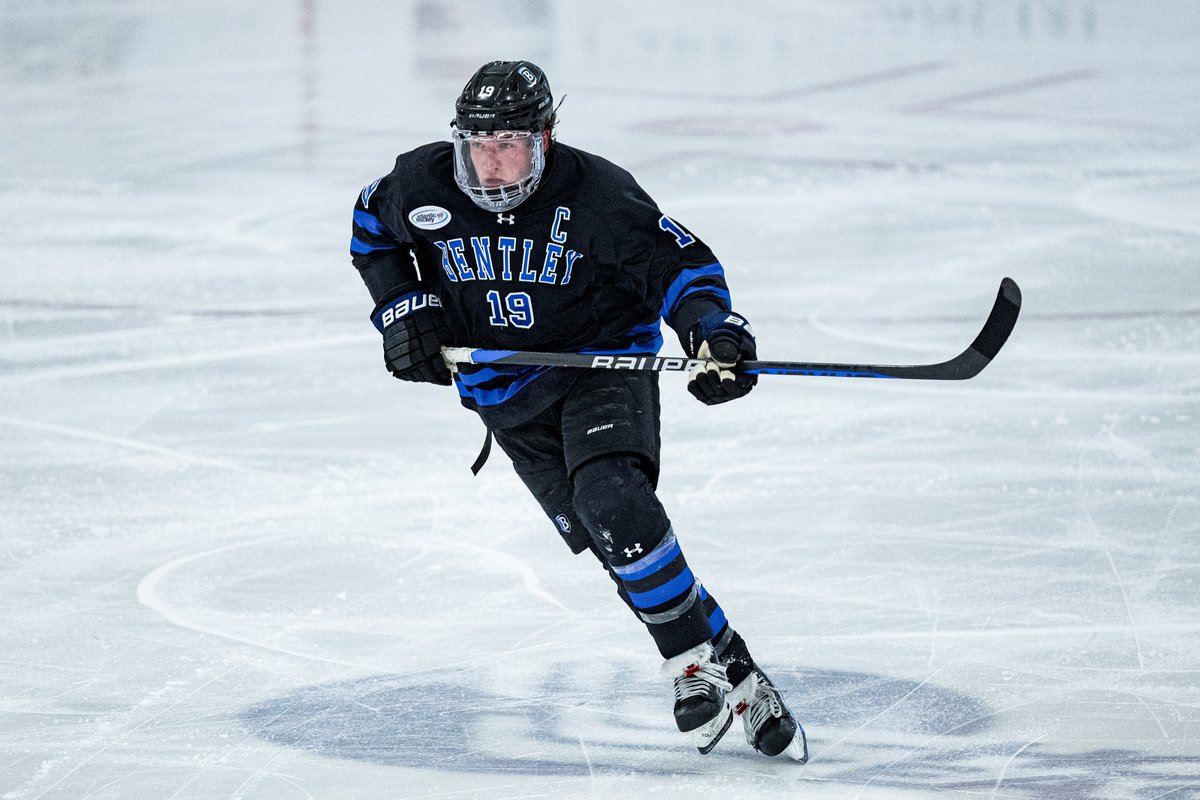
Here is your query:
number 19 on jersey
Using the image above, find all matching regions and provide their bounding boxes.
[486,290,535,328]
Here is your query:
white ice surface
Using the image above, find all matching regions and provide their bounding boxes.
[2,1,1199,798]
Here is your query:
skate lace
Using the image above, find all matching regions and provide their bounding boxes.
[745,677,785,735]
[673,661,732,703]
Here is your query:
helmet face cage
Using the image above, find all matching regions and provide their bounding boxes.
[451,60,553,211]
[452,129,545,212]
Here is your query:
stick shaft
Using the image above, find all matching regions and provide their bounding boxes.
[442,278,1021,382]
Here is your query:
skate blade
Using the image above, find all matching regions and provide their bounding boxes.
[782,724,809,763]
[692,704,733,755]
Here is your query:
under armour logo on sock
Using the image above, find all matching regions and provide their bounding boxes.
[623,543,643,557]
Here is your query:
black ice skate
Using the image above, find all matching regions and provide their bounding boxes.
[727,667,808,762]
[662,642,733,754]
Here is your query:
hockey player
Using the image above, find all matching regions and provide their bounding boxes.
[350,59,807,761]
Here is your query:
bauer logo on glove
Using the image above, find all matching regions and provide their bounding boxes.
[371,284,453,386]
[373,291,443,332]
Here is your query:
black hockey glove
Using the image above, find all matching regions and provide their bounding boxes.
[372,286,453,386]
[686,310,758,405]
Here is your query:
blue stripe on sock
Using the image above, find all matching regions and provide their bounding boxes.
[626,568,696,609]
[707,604,727,637]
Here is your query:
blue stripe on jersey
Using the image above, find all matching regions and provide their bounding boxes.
[353,208,388,236]
[351,235,398,255]
[626,567,696,610]
[580,322,663,356]
[626,319,662,342]
[454,365,549,406]
[458,320,665,408]
[612,529,680,581]
[456,364,541,385]
[458,314,672,408]
[660,262,731,321]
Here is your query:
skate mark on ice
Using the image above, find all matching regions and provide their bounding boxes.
[0,296,335,319]
[136,536,391,672]
[819,667,948,757]
[135,531,572,677]
[1076,428,1148,669]
[430,540,571,614]
[801,620,1200,642]
[2,333,369,385]
[988,734,1045,800]
[0,416,256,474]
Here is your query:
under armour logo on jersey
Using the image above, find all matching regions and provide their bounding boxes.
[623,543,643,558]
[496,213,515,224]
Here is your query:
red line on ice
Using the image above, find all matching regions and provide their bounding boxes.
[901,70,1096,114]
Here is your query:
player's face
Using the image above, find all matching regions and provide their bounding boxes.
[466,132,536,187]
[451,127,549,212]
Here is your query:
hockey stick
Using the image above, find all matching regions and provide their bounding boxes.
[442,277,1021,381]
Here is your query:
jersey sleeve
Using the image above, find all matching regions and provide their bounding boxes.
[350,176,421,307]
[609,174,733,348]
[653,214,732,335]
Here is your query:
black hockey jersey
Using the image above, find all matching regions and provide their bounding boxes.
[351,141,733,428]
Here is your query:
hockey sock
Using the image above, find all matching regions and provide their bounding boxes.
[607,527,716,657]
[573,455,713,657]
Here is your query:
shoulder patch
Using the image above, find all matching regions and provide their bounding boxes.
[361,177,383,207]
[408,205,452,231]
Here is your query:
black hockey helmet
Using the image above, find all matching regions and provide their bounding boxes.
[453,60,554,133]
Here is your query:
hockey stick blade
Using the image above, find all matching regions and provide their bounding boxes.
[748,276,1022,379]
[441,277,1021,382]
